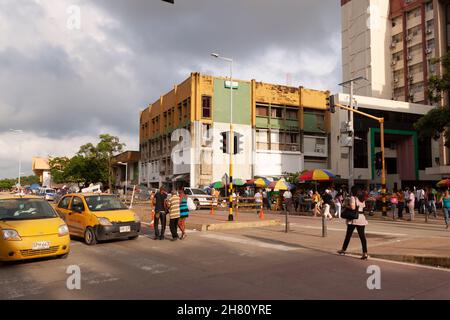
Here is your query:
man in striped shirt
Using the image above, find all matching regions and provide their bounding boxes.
[168,190,181,241]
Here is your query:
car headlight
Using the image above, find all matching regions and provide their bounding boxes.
[2,229,22,241]
[58,224,69,236]
[98,217,112,226]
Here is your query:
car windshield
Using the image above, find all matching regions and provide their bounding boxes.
[85,195,128,211]
[0,198,58,221]
[191,189,207,195]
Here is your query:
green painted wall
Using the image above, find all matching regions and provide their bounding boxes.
[213,79,251,125]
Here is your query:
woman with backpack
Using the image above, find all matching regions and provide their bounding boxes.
[338,186,369,260]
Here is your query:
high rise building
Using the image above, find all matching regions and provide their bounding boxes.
[342,0,450,175]
[341,0,449,104]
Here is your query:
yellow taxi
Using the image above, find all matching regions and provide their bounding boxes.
[55,193,141,245]
[0,195,70,262]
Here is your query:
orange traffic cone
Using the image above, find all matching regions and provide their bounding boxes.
[259,204,265,220]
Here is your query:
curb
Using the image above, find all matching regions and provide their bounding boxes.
[349,252,450,269]
[186,219,281,232]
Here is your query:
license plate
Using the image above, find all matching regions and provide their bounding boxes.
[32,241,50,250]
[119,226,131,233]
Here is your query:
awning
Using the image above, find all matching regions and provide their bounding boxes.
[173,174,190,182]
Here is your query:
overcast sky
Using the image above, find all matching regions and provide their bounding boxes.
[0,0,341,179]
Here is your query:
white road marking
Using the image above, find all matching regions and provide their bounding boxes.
[291,224,407,237]
[201,233,300,252]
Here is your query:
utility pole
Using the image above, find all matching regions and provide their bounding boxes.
[338,77,365,192]
[332,101,387,216]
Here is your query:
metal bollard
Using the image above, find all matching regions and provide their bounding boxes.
[322,213,327,237]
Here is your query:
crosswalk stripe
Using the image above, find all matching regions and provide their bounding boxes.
[201,233,300,251]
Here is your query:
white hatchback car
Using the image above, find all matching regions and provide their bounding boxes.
[183,187,211,208]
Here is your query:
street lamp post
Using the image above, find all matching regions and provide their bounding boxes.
[117,162,128,197]
[211,53,234,221]
[9,129,23,189]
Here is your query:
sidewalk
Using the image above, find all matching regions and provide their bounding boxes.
[132,205,450,268]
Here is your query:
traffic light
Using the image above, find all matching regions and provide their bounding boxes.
[220,131,229,154]
[326,94,336,113]
[375,152,383,170]
[233,132,244,154]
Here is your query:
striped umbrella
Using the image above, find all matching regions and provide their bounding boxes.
[232,178,245,186]
[210,181,225,189]
[269,180,292,191]
[254,177,270,188]
[298,169,336,181]
[437,179,450,187]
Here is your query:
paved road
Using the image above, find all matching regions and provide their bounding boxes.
[1,224,450,300]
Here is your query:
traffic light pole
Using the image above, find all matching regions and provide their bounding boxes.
[228,61,234,222]
[335,103,387,216]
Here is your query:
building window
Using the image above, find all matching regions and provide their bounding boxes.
[256,129,269,149]
[286,109,298,120]
[426,1,433,12]
[202,96,212,118]
[178,103,182,122]
[256,105,269,117]
[271,107,283,118]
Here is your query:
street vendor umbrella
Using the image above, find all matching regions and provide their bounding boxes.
[269,180,291,191]
[210,181,225,189]
[232,178,245,186]
[298,169,336,181]
[254,177,270,188]
[437,179,450,187]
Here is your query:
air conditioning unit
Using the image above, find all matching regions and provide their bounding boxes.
[426,48,432,54]
[407,55,413,60]
[391,60,397,66]
[290,145,298,151]
[394,78,399,83]
[407,35,413,41]
[390,41,397,48]
[427,28,433,34]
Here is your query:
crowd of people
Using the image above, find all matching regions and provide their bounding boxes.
[151,186,195,241]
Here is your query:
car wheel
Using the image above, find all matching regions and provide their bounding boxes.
[84,227,97,245]
[128,235,139,240]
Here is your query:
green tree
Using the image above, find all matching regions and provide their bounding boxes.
[414,51,450,146]
[96,134,125,191]
[48,134,124,189]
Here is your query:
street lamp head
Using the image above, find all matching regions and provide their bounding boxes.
[211,53,220,58]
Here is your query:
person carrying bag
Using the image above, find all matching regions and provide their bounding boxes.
[338,187,369,260]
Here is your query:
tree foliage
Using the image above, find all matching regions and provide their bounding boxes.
[48,134,125,188]
[0,175,40,189]
[414,51,450,146]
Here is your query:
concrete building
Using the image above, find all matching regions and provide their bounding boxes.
[31,157,51,187]
[341,0,450,176]
[139,73,331,189]
[331,93,440,189]
[111,151,140,190]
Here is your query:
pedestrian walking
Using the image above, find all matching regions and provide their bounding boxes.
[322,189,333,220]
[427,187,437,218]
[417,187,426,215]
[338,187,369,260]
[396,189,405,219]
[254,189,263,214]
[334,191,343,218]
[167,189,181,241]
[389,190,398,219]
[262,189,270,210]
[312,190,321,217]
[177,188,190,240]
[153,187,168,240]
[406,188,415,221]
[440,189,450,229]
[283,189,293,212]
